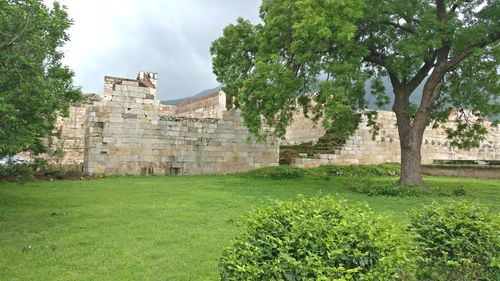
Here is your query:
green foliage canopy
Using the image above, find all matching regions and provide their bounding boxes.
[0,0,82,156]
[211,0,499,148]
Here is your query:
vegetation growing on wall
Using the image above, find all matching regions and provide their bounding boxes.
[279,130,349,164]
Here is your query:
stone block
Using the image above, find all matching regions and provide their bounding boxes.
[122,80,139,86]
[122,113,138,119]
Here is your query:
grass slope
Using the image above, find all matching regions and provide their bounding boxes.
[0,175,499,280]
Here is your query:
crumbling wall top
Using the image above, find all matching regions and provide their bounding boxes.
[104,71,158,98]
[137,71,158,89]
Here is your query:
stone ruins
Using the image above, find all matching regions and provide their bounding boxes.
[50,71,500,175]
[285,110,500,168]
[55,72,278,175]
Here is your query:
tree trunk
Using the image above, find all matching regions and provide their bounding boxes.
[395,118,426,186]
[398,135,425,186]
[397,65,447,187]
[392,85,427,187]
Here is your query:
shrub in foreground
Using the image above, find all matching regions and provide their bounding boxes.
[220,196,413,280]
[409,201,499,280]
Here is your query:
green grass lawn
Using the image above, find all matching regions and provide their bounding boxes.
[0,175,498,280]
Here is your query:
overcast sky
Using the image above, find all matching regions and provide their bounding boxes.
[49,0,261,100]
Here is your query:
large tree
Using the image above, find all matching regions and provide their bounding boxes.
[211,0,499,186]
[0,0,82,157]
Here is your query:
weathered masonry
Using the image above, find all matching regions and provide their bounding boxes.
[51,71,500,174]
[284,109,500,168]
[61,72,279,175]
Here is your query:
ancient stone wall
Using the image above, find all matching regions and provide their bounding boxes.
[283,110,326,145]
[83,78,278,175]
[175,91,226,118]
[422,164,500,179]
[291,110,500,168]
[53,104,88,165]
[49,72,500,174]
[25,95,101,166]
[158,104,177,116]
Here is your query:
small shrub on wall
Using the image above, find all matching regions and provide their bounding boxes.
[409,201,499,281]
[220,196,414,280]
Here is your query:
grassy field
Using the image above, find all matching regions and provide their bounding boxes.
[0,174,498,280]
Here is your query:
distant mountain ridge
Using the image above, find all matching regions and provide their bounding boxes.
[161,86,222,105]
[161,80,500,121]
[161,78,424,109]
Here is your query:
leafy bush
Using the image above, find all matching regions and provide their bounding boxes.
[310,164,400,177]
[220,196,414,280]
[241,166,308,180]
[348,182,428,197]
[452,187,467,196]
[409,201,499,280]
[32,157,50,172]
[0,163,35,182]
[432,185,467,197]
[41,165,84,180]
[0,157,83,181]
[347,181,467,197]
[243,164,402,181]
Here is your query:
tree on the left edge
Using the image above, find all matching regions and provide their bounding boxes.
[0,0,82,157]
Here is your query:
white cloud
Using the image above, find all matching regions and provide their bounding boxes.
[44,0,261,100]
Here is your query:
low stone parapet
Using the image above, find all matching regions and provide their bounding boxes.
[422,164,500,179]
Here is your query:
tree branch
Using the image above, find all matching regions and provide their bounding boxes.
[406,52,437,93]
[435,0,451,65]
[449,3,459,14]
[382,20,417,34]
[446,31,500,70]
[0,11,32,50]
[363,47,388,67]
[436,0,446,22]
